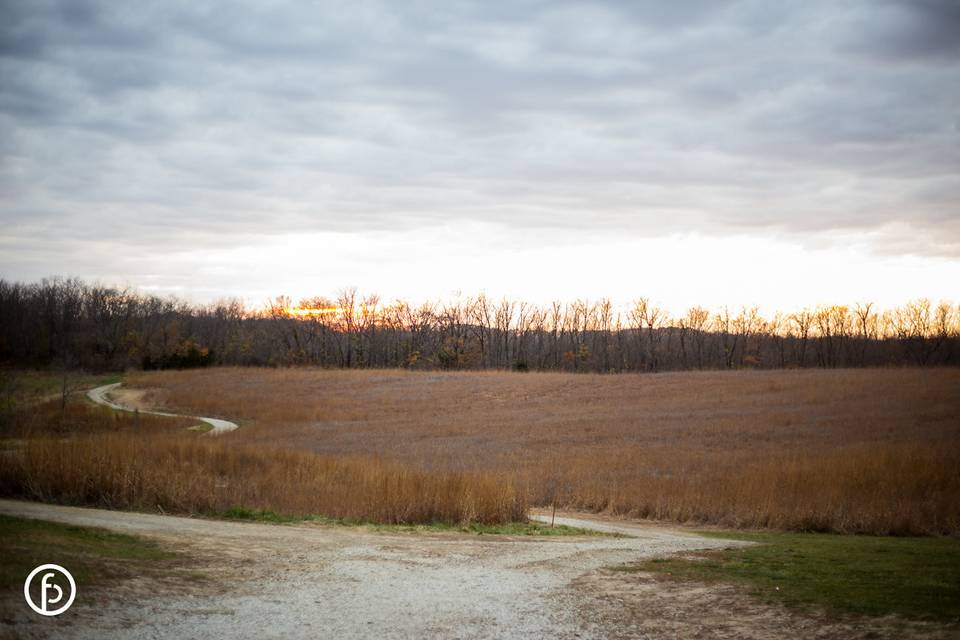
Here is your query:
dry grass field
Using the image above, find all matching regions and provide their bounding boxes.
[0,374,526,525]
[111,367,960,535]
[4,433,525,524]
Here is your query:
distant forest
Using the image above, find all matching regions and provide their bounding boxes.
[1,277,958,372]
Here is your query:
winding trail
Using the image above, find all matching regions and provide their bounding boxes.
[86,382,239,434]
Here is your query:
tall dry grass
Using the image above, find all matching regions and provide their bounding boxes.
[525,444,960,535]
[0,399,526,525]
[121,367,960,535]
[0,431,526,525]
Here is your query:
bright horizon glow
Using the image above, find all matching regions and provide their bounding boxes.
[284,307,341,317]
[114,222,959,318]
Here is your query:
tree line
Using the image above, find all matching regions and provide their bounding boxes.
[1,277,958,372]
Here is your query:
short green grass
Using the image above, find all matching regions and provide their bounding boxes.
[620,530,960,621]
[219,507,307,524]
[0,514,180,592]
[0,438,26,451]
[366,520,616,536]
[186,423,214,433]
[219,507,613,536]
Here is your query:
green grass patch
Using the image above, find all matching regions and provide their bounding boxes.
[0,514,180,592]
[365,520,614,536]
[186,423,214,433]
[0,438,26,451]
[0,370,120,408]
[621,530,960,621]
[219,507,309,524]
[218,507,613,536]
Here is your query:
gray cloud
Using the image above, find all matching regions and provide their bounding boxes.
[1,0,959,284]
[845,0,960,61]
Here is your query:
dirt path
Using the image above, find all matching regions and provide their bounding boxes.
[0,499,750,639]
[86,383,238,434]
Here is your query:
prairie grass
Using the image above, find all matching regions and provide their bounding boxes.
[120,367,960,535]
[0,403,527,525]
[2,368,957,533]
[532,443,960,534]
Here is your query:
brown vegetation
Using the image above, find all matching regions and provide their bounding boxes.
[1,367,956,533]
[117,366,960,535]
[0,400,526,525]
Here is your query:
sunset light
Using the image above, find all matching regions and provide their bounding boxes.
[283,306,341,317]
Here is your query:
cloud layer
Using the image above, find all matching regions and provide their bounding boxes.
[1,0,958,301]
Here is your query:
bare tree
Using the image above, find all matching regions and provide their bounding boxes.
[1,277,957,373]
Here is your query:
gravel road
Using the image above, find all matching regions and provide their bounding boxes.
[0,499,749,639]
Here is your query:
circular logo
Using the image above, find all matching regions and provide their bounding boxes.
[23,564,76,616]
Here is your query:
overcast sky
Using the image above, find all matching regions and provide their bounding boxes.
[1,0,958,312]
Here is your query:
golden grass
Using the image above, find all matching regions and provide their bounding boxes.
[118,367,960,535]
[0,402,526,525]
[533,444,959,534]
